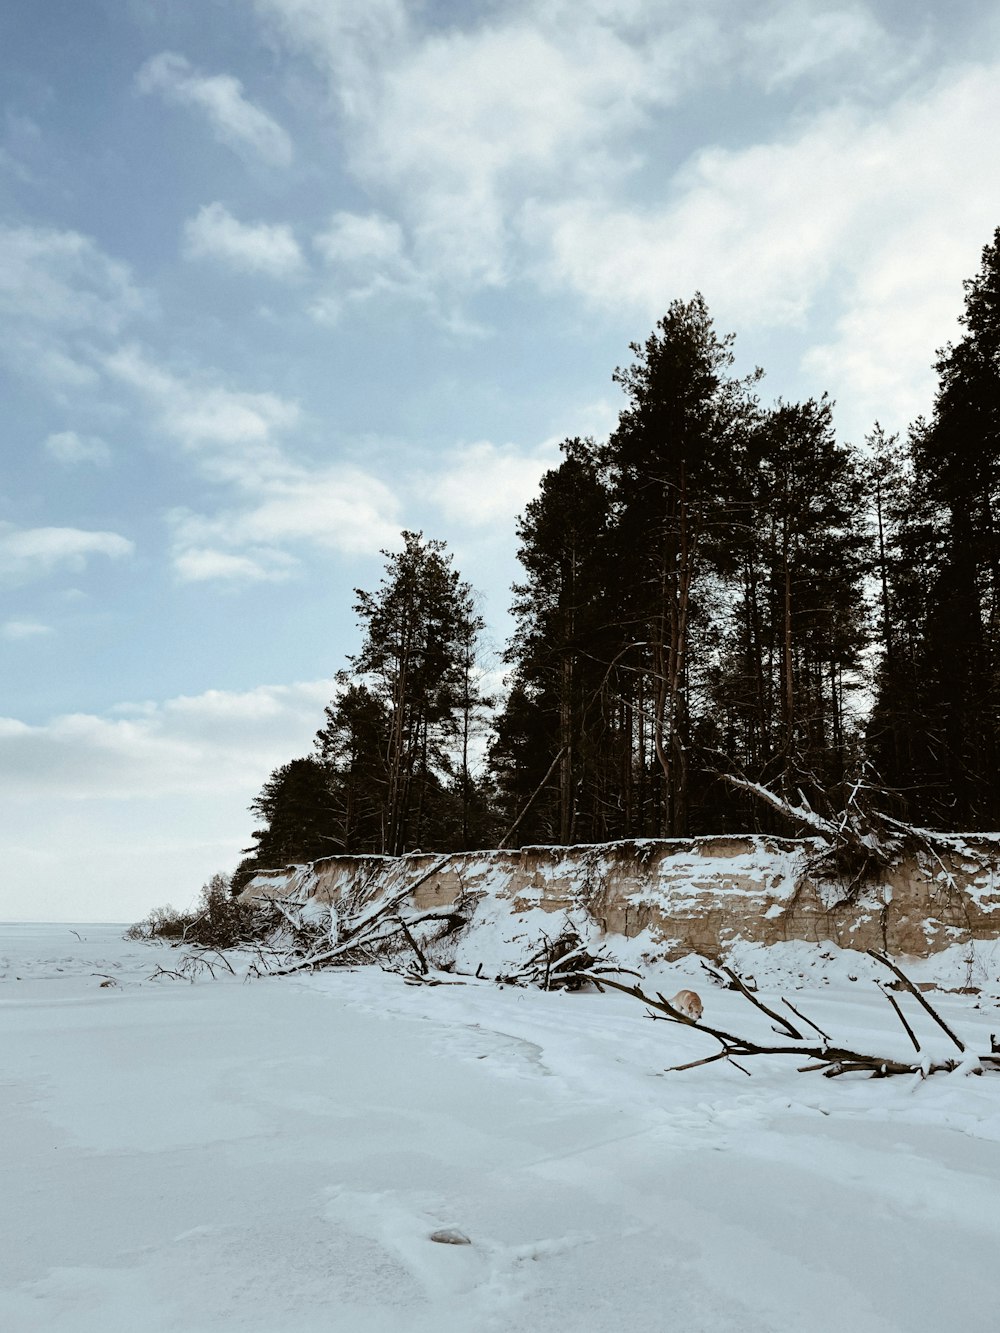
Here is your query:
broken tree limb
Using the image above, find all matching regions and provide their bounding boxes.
[876,982,921,1052]
[718,964,803,1038]
[781,997,830,1043]
[577,956,991,1080]
[867,950,965,1052]
[498,747,567,849]
[262,855,455,977]
[394,914,428,974]
[717,772,836,838]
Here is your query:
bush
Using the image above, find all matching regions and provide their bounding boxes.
[125,872,262,949]
[124,903,188,940]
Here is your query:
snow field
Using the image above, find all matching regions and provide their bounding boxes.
[2,923,1000,1331]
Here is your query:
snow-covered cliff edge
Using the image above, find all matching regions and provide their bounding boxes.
[241,834,1000,969]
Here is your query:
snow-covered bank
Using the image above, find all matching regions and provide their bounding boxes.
[3,924,1000,1331]
[245,831,1000,970]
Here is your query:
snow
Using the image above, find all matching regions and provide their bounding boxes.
[4,923,1000,1331]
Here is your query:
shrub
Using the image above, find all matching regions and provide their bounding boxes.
[125,872,261,948]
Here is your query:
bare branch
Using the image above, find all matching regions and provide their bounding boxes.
[876,983,921,1052]
[718,965,803,1039]
[578,964,990,1081]
[868,951,966,1052]
[781,997,830,1043]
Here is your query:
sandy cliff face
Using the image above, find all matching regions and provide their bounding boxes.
[242,835,1000,962]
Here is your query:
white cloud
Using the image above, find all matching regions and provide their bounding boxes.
[0,679,335,920]
[43,430,111,466]
[103,345,401,578]
[428,439,561,527]
[183,202,304,278]
[104,344,300,487]
[0,524,133,584]
[0,225,141,335]
[255,0,736,296]
[743,3,900,92]
[250,0,1000,443]
[136,51,293,167]
[169,465,402,565]
[527,61,1000,436]
[173,547,298,583]
[309,208,436,323]
[0,679,332,801]
[314,210,404,267]
[2,619,53,641]
[0,224,145,389]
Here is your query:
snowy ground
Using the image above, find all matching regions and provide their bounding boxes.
[3,924,1000,1332]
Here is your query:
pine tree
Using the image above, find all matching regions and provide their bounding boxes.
[231,756,338,893]
[872,229,1000,827]
[349,531,486,854]
[494,438,617,843]
[701,400,868,824]
[602,295,754,835]
[314,681,390,852]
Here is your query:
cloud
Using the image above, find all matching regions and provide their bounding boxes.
[0,679,332,801]
[742,2,902,92]
[3,659,509,918]
[251,0,1000,440]
[2,619,53,641]
[0,224,146,389]
[527,61,1000,436]
[309,208,437,323]
[104,343,300,487]
[136,51,293,167]
[168,465,402,568]
[0,524,133,584]
[172,547,297,583]
[0,679,336,919]
[314,210,404,267]
[427,439,561,527]
[254,0,772,300]
[255,0,702,303]
[103,345,401,577]
[183,202,305,277]
[43,430,111,466]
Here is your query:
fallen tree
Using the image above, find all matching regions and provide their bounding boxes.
[579,951,1000,1079]
[719,769,989,901]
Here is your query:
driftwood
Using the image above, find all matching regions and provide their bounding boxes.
[719,772,902,896]
[716,769,992,907]
[579,954,1000,1079]
[260,856,463,977]
[495,923,640,991]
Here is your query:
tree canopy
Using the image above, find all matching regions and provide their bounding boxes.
[233,227,1000,883]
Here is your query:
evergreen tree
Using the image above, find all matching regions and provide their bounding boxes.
[314,681,390,852]
[871,229,1000,827]
[349,531,486,854]
[494,438,617,843]
[602,295,754,835]
[698,400,868,827]
[231,756,338,894]
[912,230,1000,825]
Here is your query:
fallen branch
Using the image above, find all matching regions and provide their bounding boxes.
[877,983,921,1052]
[867,950,965,1052]
[579,956,994,1080]
[263,856,454,977]
[717,964,802,1038]
[495,923,640,991]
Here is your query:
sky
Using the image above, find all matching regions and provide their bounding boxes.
[4,0,1000,922]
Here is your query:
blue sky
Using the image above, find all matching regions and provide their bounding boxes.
[4,0,1000,920]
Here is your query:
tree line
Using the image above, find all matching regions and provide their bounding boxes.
[232,227,1000,891]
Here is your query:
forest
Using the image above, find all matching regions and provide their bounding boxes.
[231,227,1000,893]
